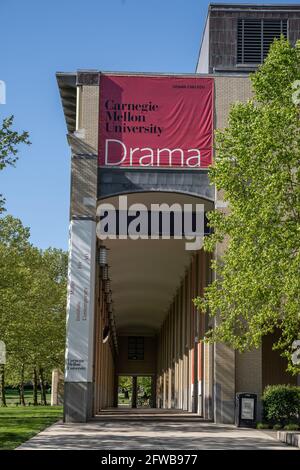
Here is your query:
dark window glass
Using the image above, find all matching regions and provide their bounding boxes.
[237,19,288,64]
[128,336,144,360]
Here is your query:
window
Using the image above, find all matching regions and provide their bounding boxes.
[237,19,288,64]
[128,336,144,360]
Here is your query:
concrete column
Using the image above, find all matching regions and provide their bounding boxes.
[163,323,167,408]
[201,251,214,420]
[64,218,96,423]
[93,269,101,414]
[191,257,198,414]
[197,250,206,416]
[51,369,64,406]
[99,295,105,409]
[213,189,236,424]
[132,376,137,408]
[113,372,118,407]
[150,375,156,408]
[171,305,175,408]
[103,339,108,407]
[236,348,263,420]
[175,295,179,408]
[214,341,235,424]
[182,277,188,411]
[187,268,192,413]
[203,342,214,420]
[178,285,184,410]
[168,314,172,409]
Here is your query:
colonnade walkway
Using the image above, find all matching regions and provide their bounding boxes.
[18,409,293,450]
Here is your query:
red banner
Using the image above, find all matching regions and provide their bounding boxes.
[99,74,213,168]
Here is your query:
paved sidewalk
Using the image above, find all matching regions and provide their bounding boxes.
[17,409,294,450]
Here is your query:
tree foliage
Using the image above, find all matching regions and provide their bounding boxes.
[0,115,30,211]
[137,377,152,398]
[194,38,300,374]
[119,376,132,393]
[0,215,67,405]
[0,115,66,406]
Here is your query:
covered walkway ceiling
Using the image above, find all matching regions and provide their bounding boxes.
[101,192,214,335]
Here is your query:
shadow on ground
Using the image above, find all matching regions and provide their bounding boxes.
[18,415,294,450]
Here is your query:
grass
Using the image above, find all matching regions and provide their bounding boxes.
[0,405,63,450]
[0,388,62,449]
[256,422,271,430]
[4,388,51,406]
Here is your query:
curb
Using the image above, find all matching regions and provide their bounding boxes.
[277,431,300,448]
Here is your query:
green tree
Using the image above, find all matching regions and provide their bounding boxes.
[194,37,300,374]
[0,215,31,405]
[137,377,152,397]
[0,116,30,403]
[119,376,132,399]
[0,216,67,406]
[0,116,30,212]
[28,248,67,405]
[137,376,152,406]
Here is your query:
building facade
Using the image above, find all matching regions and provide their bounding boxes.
[57,4,300,424]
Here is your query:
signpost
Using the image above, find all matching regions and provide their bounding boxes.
[235,392,257,427]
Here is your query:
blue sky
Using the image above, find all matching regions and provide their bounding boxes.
[1,0,299,250]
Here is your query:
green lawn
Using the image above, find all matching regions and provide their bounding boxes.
[4,388,51,406]
[0,404,62,450]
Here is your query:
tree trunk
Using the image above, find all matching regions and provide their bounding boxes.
[0,364,6,407]
[39,368,47,406]
[19,364,26,406]
[33,367,38,406]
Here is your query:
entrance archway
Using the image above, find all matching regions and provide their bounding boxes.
[93,191,214,417]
